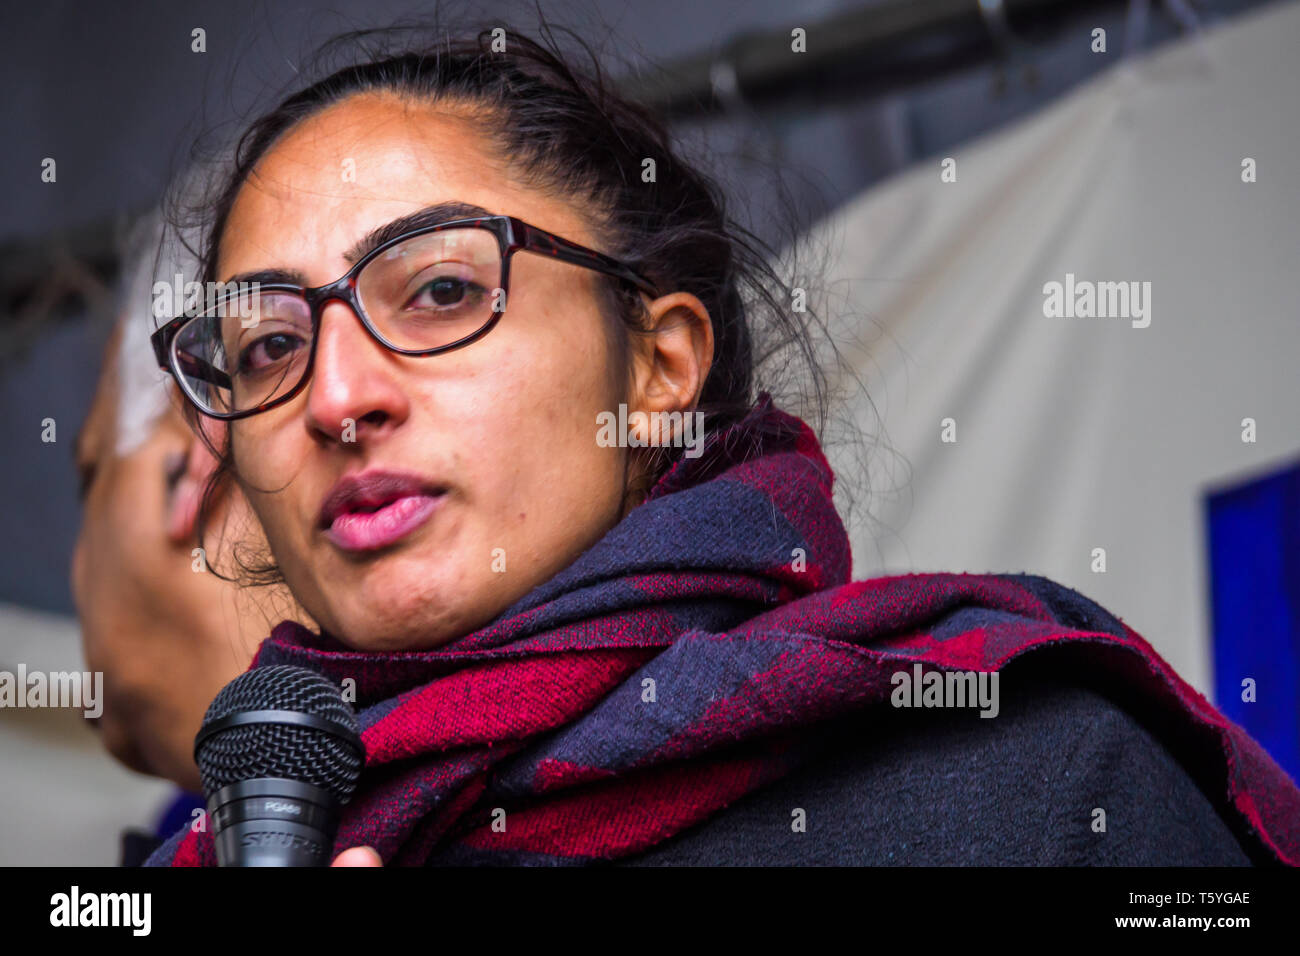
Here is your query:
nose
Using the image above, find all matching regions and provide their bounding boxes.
[304,300,410,446]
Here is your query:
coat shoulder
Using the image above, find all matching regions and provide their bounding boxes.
[621,670,1255,866]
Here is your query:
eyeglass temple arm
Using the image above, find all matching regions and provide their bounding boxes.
[152,327,233,390]
[179,353,234,391]
[515,220,659,298]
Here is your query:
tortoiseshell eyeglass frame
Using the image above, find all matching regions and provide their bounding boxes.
[150,214,662,421]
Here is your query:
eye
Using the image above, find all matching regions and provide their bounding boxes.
[404,275,484,312]
[238,331,306,373]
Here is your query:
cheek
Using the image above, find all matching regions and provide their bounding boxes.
[230,423,304,547]
[72,481,123,613]
[493,297,623,434]
[452,327,624,537]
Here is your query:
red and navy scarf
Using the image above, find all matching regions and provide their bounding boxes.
[149,394,1300,866]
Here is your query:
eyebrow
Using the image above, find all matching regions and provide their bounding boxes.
[223,200,496,288]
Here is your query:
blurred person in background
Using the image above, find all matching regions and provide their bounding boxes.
[71,209,311,864]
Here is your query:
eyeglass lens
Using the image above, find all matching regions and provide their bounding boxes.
[172,227,503,415]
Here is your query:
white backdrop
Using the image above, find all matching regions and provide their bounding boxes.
[810,0,1300,696]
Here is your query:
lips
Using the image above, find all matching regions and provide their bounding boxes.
[319,470,446,552]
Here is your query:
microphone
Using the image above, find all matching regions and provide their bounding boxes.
[194,664,364,866]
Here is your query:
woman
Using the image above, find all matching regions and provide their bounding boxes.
[145,24,1299,866]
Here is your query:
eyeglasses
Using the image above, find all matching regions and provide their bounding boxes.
[150,214,661,420]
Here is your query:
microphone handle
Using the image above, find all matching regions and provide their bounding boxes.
[207,778,341,867]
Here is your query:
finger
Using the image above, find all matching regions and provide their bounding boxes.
[331,846,382,867]
[164,461,206,544]
[164,422,226,544]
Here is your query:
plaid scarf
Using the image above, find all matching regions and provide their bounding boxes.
[149,394,1300,866]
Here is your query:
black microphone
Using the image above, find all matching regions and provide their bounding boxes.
[194,664,364,866]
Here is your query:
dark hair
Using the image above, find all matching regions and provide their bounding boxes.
[166,14,875,587]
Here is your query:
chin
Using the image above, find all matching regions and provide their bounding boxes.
[330,584,482,652]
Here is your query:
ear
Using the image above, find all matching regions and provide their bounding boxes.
[163,397,228,545]
[625,292,715,430]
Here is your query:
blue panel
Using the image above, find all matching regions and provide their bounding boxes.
[1206,458,1300,786]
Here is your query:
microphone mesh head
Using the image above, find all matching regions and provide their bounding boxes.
[196,664,363,803]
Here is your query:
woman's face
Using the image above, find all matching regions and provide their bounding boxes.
[218,92,654,651]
